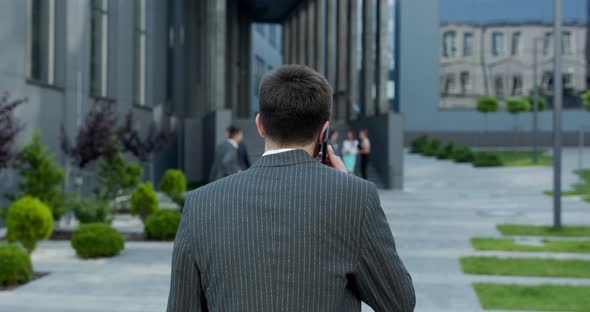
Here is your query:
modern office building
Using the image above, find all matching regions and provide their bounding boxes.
[0,0,403,192]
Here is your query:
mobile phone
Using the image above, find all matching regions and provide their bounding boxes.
[321,128,329,164]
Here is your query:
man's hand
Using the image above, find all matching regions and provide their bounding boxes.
[322,145,347,173]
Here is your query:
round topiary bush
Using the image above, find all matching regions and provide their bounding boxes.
[423,138,442,157]
[6,196,54,252]
[145,210,182,240]
[159,169,187,196]
[71,223,125,259]
[130,182,159,221]
[0,244,33,286]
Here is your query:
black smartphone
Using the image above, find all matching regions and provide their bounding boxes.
[321,127,329,164]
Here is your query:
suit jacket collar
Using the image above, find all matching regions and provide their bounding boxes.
[251,149,317,168]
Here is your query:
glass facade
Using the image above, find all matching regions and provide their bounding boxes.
[90,0,109,97]
[134,0,147,106]
[439,0,589,109]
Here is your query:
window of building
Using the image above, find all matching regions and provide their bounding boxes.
[444,74,456,94]
[491,32,504,56]
[254,56,265,96]
[165,1,175,111]
[460,71,471,94]
[562,31,572,55]
[542,71,553,90]
[90,0,109,97]
[511,75,523,95]
[134,0,147,106]
[442,31,457,58]
[494,76,504,97]
[27,0,55,84]
[463,32,474,57]
[563,72,574,89]
[543,32,552,56]
[511,32,521,56]
[269,25,276,48]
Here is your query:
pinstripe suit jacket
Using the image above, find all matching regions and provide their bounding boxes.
[167,149,415,312]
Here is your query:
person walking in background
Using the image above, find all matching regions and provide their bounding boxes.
[237,140,251,170]
[342,130,359,174]
[208,126,243,182]
[328,130,340,156]
[359,129,371,180]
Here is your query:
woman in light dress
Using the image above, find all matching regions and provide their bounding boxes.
[341,131,359,174]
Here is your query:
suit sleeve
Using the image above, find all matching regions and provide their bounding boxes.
[167,203,206,312]
[354,184,416,312]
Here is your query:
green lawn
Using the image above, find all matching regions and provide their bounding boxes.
[473,283,590,311]
[471,237,590,253]
[497,224,590,237]
[544,169,590,197]
[485,150,553,167]
[460,256,590,278]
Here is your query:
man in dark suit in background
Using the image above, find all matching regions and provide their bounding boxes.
[168,65,415,312]
[237,140,251,170]
[208,126,243,182]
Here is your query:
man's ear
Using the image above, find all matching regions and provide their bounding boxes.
[317,121,330,145]
[255,114,266,138]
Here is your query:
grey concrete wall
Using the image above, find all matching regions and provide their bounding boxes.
[398,0,590,137]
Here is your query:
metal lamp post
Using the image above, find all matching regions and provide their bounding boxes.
[552,0,563,229]
[532,37,542,164]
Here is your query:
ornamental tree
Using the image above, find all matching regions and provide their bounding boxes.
[0,93,26,171]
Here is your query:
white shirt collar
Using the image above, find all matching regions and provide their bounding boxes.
[262,148,297,156]
[227,139,238,149]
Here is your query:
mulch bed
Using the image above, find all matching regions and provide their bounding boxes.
[0,272,49,291]
[50,230,146,242]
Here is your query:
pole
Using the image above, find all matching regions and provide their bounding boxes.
[552,0,563,229]
[533,38,539,163]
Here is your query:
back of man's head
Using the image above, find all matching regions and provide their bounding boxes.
[259,64,333,146]
[227,126,242,140]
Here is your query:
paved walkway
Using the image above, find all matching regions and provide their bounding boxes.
[1,149,589,312]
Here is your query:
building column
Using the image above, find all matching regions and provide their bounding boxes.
[376,0,389,114]
[325,0,336,86]
[335,0,349,120]
[237,13,251,117]
[306,0,316,68]
[361,0,374,117]
[226,0,239,114]
[315,0,326,74]
[209,0,226,111]
[347,0,359,120]
[284,17,291,64]
[298,8,307,64]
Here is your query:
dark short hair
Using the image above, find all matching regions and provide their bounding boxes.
[227,126,241,138]
[259,65,333,145]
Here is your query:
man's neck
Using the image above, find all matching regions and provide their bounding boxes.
[265,141,316,157]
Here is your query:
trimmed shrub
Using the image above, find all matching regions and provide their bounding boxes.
[159,169,187,196]
[436,142,456,160]
[95,153,143,203]
[581,90,590,111]
[0,244,33,286]
[473,152,504,167]
[145,210,181,240]
[410,135,430,154]
[71,223,125,259]
[452,146,475,163]
[507,97,531,114]
[422,138,442,157]
[524,96,547,111]
[476,96,499,113]
[71,196,113,224]
[6,196,53,252]
[130,182,159,221]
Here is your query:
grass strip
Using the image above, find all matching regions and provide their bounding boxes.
[473,283,590,311]
[471,237,590,253]
[489,150,552,167]
[497,224,590,237]
[461,256,590,278]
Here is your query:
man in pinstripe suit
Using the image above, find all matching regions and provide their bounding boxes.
[167,65,415,311]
